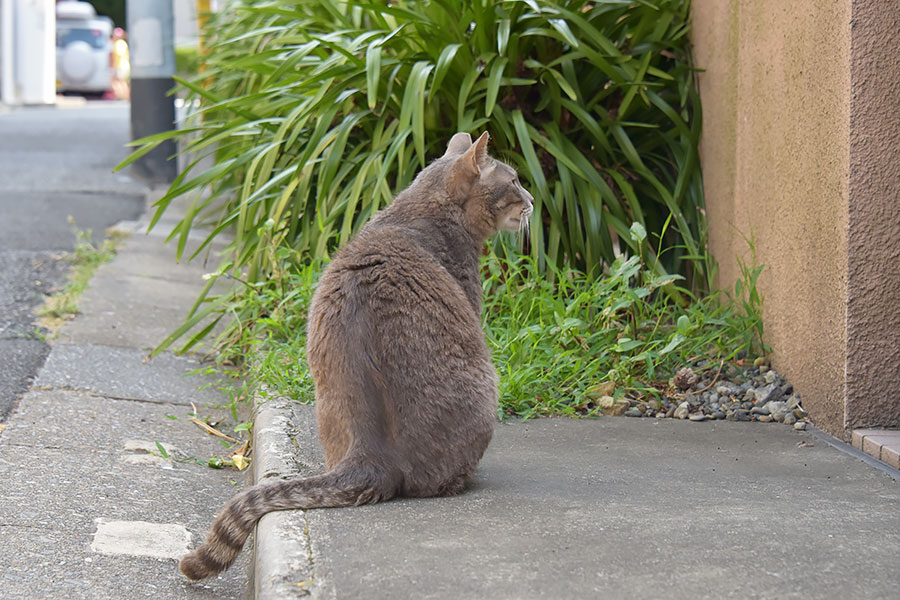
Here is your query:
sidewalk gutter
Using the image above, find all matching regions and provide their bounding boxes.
[808,425,900,482]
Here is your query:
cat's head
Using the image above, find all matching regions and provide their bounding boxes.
[443,132,534,238]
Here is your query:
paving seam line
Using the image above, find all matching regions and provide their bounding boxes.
[807,425,900,481]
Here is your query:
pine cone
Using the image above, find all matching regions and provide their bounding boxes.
[674,367,699,391]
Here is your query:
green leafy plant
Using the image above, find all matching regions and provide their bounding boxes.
[482,241,765,417]
[118,0,705,355]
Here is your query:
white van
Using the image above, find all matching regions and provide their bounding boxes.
[55,1,114,95]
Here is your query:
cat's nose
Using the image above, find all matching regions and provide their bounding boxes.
[523,189,534,206]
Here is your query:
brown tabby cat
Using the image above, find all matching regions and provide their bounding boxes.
[179,131,534,580]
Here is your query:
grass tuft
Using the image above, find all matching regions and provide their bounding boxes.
[483,243,766,417]
[36,218,128,331]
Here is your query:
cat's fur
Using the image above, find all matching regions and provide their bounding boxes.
[180,131,534,580]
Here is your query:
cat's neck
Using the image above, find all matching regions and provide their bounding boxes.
[380,197,484,312]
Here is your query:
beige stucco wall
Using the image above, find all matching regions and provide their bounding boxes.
[845,1,900,430]
[691,1,854,437]
[692,0,900,438]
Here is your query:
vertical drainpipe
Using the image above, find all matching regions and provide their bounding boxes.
[126,0,177,183]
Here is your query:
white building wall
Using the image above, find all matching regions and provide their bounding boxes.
[0,0,56,105]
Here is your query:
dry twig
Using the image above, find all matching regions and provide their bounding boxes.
[190,417,239,443]
[693,360,725,394]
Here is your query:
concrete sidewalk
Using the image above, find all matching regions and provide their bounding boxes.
[11,188,894,600]
[1,196,897,600]
[0,192,252,600]
[1,104,896,599]
[253,398,900,599]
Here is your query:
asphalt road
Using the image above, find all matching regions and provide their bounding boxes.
[0,100,146,420]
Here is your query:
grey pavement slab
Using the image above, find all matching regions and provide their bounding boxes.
[0,441,244,532]
[34,343,227,407]
[264,404,900,600]
[3,389,244,454]
[0,445,250,600]
[54,222,231,350]
[116,215,233,265]
[96,232,228,285]
[3,524,244,600]
[55,267,213,350]
[0,391,253,600]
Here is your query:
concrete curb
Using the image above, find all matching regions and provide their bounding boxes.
[251,395,331,600]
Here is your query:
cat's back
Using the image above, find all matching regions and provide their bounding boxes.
[310,209,479,329]
[306,208,492,401]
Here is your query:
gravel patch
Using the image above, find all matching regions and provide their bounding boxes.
[599,360,810,429]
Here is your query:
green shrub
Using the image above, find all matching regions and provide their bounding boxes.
[175,45,201,81]
[121,0,706,355]
[483,242,765,417]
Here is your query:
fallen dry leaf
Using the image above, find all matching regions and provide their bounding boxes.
[231,440,249,457]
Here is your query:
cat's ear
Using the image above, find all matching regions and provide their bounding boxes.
[447,131,490,201]
[444,132,473,156]
[459,131,490,176]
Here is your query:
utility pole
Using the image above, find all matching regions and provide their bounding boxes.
[126,0,177,183]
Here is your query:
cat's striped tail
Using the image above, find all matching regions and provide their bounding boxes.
[179,459,395,580]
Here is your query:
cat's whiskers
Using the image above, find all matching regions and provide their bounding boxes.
[518,206,531,242]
